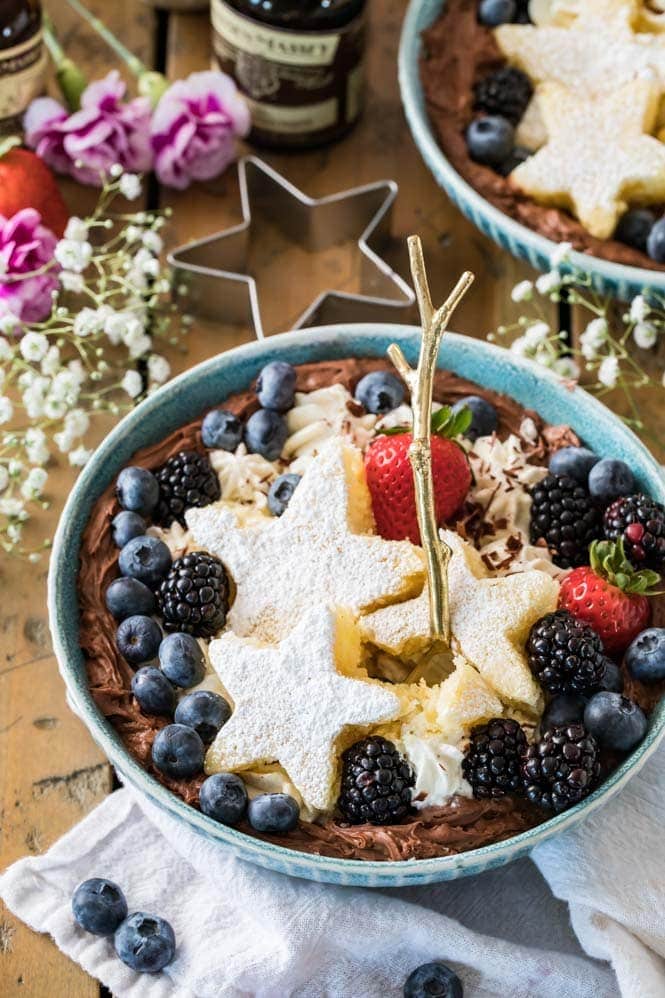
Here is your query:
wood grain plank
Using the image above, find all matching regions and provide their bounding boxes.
[161,4,555,375]
[1,3,156,993]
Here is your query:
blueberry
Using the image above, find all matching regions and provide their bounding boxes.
[199,773,248,825]
[588,458,635,504]
[466,115,515,166]
[105,577,157,620]
[244,409,288,461]
[116,466,159,517]
[584,692,648,752]
[626,627,665,683]
[403,961,464,998]
[615,209,655,254]
[496,145,530,177]
[131,667,176,716]
[255,361,296,412]
[72,878,128,936]
[116,615,162,666]
[152,723,205,778]
[268,473,301,517]
[201,408,243,451]
[354,371,405,415]
[549,446,599,484]
[599,658,624,694]
[479,0,517,27]
[159,632,206,688]
[174,690,231,742]
[114,912,176,974]
[118,535,172,589]
[541,693,588,731]
[247,793,300,834]
[452,395,498,441]
[112,511,146,548]
[646,216,665,263]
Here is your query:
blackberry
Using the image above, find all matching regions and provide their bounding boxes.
[530,474,601,568]
[473,66,533,124]
[522,723,600,812]
[154,450,220,527]
[158,552,229,638]
[527,610,606,695]
[603,493,665,569]
[337,736,414,825]
[462,718,527,799]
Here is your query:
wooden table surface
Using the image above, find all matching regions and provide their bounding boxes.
[1,2,662,994]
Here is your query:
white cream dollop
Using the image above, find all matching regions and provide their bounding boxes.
[402,734,472,810]
[284,384,376,474]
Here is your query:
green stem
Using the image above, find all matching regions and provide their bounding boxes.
[43,14,88,111]
[65,0,169,107]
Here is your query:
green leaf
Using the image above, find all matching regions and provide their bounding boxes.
[378,425,410,437]
[589,538,663,595]
[431,405,472,440]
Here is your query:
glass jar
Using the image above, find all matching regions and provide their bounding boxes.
[211,0,367,148]
[0,0,46,135]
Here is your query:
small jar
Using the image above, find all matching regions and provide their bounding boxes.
[0,0,46,135]
[211,0,367,149]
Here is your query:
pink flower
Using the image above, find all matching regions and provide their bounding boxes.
[150,71,250,190]
[24,71,153,186]
[0,209,59,324]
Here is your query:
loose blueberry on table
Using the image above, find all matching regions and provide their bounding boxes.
[91,359,664,861]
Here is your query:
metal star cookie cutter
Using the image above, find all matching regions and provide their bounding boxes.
[168,155,415,339]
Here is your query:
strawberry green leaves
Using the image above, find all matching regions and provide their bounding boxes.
[589,539,662,596]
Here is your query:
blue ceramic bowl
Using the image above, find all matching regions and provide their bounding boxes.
[399,0,665,301]
[49,325,665,887]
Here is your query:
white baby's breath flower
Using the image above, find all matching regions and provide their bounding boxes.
[598,355,619,388]
[69,445,92,468]
[511,279,533,303]
[525,321,550,347]
[60,271,85,293]
[64,217,89,242]
[630,295,649,323]
[74,307,104,338]
[19,332,49,362]
[633,321,658,350]
[8,459,22,476]
[49,370,80,404]
[142,230,163,254]
[119,174,142,200]
[0,315,20,336]
[549,241,573,267]
[510,335,530,357]
[54,239,93,273]
[0,336,11,360]
[553,357,580,380]
[64,409,90,438]
[44,396,68,419]
[54,430,73,454]
[0,465,8,491]
[110,163,123,179]
[127,332,152,360]
[147,354,170,385]
[125,224,143,243]
[25,428,50,465]
[7,522,22,543]
[121,370,143,398]
[580,317,609,360]
[535,270,562,295]
[67,360,87,386]
[20,466,48,499]
[0,497,23,517]
[0,396,14,423]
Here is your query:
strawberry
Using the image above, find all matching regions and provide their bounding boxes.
[0,136,69,237]
[558,539,661,655]
[364,406,472,544]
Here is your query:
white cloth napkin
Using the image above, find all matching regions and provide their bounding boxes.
[2,745,664,998]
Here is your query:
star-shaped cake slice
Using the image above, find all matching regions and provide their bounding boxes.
[186,439,425,643]
[362,531,558,713]
[510,79,665,239]
[205,606,402,810]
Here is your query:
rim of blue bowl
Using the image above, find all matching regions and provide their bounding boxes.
[48,324,665,886]
[398,0,665,299]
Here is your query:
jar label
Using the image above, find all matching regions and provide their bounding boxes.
[211,1,340,67]
[0,32,46,122]
[244,95,338,134]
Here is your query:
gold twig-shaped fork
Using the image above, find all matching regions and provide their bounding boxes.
[388,236,474,645]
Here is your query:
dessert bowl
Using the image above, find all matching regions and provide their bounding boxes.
[398,0,665,301]
[48,324,665,887]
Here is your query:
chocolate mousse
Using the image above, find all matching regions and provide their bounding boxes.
[419,0,665,271]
